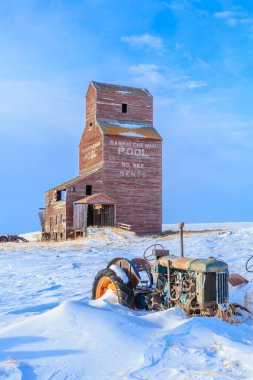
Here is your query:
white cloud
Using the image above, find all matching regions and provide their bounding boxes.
[185,80,207,90]
[121,34,163,50]
[129,64,207,91]
[197,58,211,70]
[165,1,191,11]
[214,11,237,19]
[214,10,253,27]
[129,64,165,86]
[173,78,207,90]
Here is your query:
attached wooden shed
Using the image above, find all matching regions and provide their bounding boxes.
[73,193,115,234]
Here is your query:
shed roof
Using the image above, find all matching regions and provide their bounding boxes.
[97,119,162,140]
[74,193,115,205]
[91,81,151,97]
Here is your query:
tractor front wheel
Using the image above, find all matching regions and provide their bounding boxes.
[92,268,135,309]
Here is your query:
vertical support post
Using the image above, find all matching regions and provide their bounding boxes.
[178,222,184,257]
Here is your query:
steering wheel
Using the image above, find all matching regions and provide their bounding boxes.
[246,255,253,272]
[143,244,164,265]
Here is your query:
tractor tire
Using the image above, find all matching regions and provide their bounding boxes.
[91,268,135,309]
[0,236,8,243]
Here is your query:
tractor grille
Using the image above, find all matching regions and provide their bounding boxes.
[216,272,229,304]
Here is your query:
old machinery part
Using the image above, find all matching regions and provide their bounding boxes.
[178,222,185,257]
[91,268,135,309]
[143,244,164,265]
[216,303,251,324]
[246,255,253,272]
[0,235,28,243]
[229,273,248,286]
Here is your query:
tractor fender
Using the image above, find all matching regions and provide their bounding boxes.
[229,273,248,286]
[107,258,141,288]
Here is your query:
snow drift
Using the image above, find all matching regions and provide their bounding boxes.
[1,224,253,379]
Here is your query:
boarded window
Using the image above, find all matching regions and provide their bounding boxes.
[86,185,92,196]
[122,103,127,113]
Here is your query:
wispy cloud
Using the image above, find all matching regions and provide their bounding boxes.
[121,34,163,50]
[173,78,207,90]
[129,64,207,92]
[184,80,207,90]
[196,58,211,70]
[165,0,191,12]
[129,64,165,86]
[214,11,238,19]
[214,10,253,27]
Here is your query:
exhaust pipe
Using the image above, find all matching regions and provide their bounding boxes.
[178,222,184,257]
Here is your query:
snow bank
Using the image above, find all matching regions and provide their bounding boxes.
[1,224,253,379]
[0,299,252,379]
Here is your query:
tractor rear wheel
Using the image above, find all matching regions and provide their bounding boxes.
[92,268,135,309]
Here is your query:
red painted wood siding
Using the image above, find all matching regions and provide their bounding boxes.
[79,122,103,175]
[45,190,67,238]
[95,87,153,124]
[103,135,162,234]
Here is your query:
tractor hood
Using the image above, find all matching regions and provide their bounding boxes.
[158,255,228,273]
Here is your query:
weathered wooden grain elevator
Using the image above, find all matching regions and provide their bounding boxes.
[43,81,162,239]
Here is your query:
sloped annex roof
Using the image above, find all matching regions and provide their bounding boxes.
[97,119,162,140]
[74,193,115,205]
[49,168,102,191]
[91,81,151,97]
[51,175,82,191]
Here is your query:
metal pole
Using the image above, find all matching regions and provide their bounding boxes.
[178,222,184,257]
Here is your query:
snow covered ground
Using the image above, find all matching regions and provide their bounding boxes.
[1,223,253,379]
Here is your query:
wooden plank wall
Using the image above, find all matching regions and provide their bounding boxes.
[73,203,88,229]
[103,135,162,234]
[79,123,103,175]
[44,192,67,238]
[96,88,153,124]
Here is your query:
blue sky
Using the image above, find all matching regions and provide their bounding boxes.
[1,0,253,233]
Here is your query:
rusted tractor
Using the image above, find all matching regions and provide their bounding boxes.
[92,223,251,323]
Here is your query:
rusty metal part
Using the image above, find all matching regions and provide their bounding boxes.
[151,293,163,309]
[158,256,228,273]
[143,244,165,265]
[229,273,248,287]
[166,260,180,302]
[216,303,251,324]
[246,255,253,272]
[131,258,151,272]
[107,257,140,288]
[178,222,184,257]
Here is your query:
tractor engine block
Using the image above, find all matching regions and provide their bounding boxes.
[150,253,229,316]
